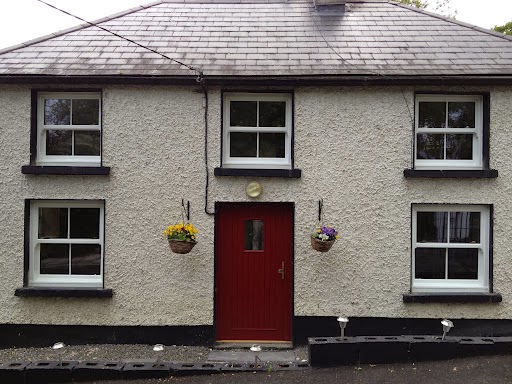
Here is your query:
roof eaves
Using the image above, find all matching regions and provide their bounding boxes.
[2,74,512,86]
[0,0,164,56]
[392,1,512,43]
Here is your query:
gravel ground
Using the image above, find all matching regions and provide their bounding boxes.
[0,344,309,363]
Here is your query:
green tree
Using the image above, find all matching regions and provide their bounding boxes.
[397,0,457,18]
[492,22,512,35]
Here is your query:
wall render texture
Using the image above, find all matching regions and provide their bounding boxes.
[0,84,510,326]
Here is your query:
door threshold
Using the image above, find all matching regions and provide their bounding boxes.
[215,341,293,349]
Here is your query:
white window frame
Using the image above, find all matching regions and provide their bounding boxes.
[37,92,102,166]
[222,93,292,169]
[29,200,104,288]
[412,204,490,293]
[414,95,483,170]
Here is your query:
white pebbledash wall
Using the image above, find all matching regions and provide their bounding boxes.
[1,84,511,326]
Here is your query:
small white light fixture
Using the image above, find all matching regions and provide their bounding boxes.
[52,342,65,365]
[337,317,349,337]
[153,344,165,362]
[250,344,262,368]
[441,319,454,340]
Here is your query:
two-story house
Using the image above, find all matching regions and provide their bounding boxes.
[1,0,512,346]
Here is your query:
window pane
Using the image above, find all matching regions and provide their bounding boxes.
[44,99,70,125]
[70,208,100,239]
[245,220,264,250]
[448,248,478,279]
[259,133,285,158]
[230,101,257,126]
[230,132,257,157]
[40,243,69,274]
[446,134,473,160]
[417,134,444,159]
[450,212,480,243]
[71,244,101,275]
[417,212,447,243]
[448,102,475,128]
[418,102,446,128]
[46,130,72,155]
[259,101,286,127]
[72,99,100,125]
[415,248,446,279]
[75,130,100,156]
[39,208,68,239]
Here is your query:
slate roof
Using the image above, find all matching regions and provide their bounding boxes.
[0,0,512,77]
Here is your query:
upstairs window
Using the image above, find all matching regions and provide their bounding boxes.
[415,95,483,170]
[37,92,101,166]
[223,93,292,169]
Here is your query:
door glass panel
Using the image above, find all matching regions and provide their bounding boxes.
[245,220,264,250]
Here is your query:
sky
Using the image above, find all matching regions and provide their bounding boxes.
[0,0,510,51]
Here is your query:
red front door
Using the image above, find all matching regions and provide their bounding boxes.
[215,203,293,342]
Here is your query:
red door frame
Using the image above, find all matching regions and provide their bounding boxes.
[214,202,294,343]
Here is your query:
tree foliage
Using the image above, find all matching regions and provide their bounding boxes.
[492,22,512,36]
[396,0,457,18]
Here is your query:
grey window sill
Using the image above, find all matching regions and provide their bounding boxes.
[15,287,113,298]
[214,167,301,178]
[22,165,111,175]
[403,293,502,303]
[404,169,498,179]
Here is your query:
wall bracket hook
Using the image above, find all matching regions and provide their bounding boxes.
[182,199,190,221]
[318,198,324,223]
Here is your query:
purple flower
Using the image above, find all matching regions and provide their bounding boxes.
[322,226,337,237]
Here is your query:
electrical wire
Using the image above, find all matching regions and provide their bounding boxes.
[36,0,214,214]
[35,0,203,78]
[311,8,415,127]
[201,82,215,216]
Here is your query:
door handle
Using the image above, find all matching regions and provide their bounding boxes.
[278,261,285,280]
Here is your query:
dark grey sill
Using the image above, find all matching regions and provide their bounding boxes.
[15,287,113,298]
[22,165,111,175]
[404,169,498,179]
[214,167,301,178]
[403,293,502,303]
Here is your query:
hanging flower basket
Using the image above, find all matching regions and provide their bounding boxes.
[311,225,338,252]
[163,222,198,254]
[168,239,197,254]
[311,236,335,252]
